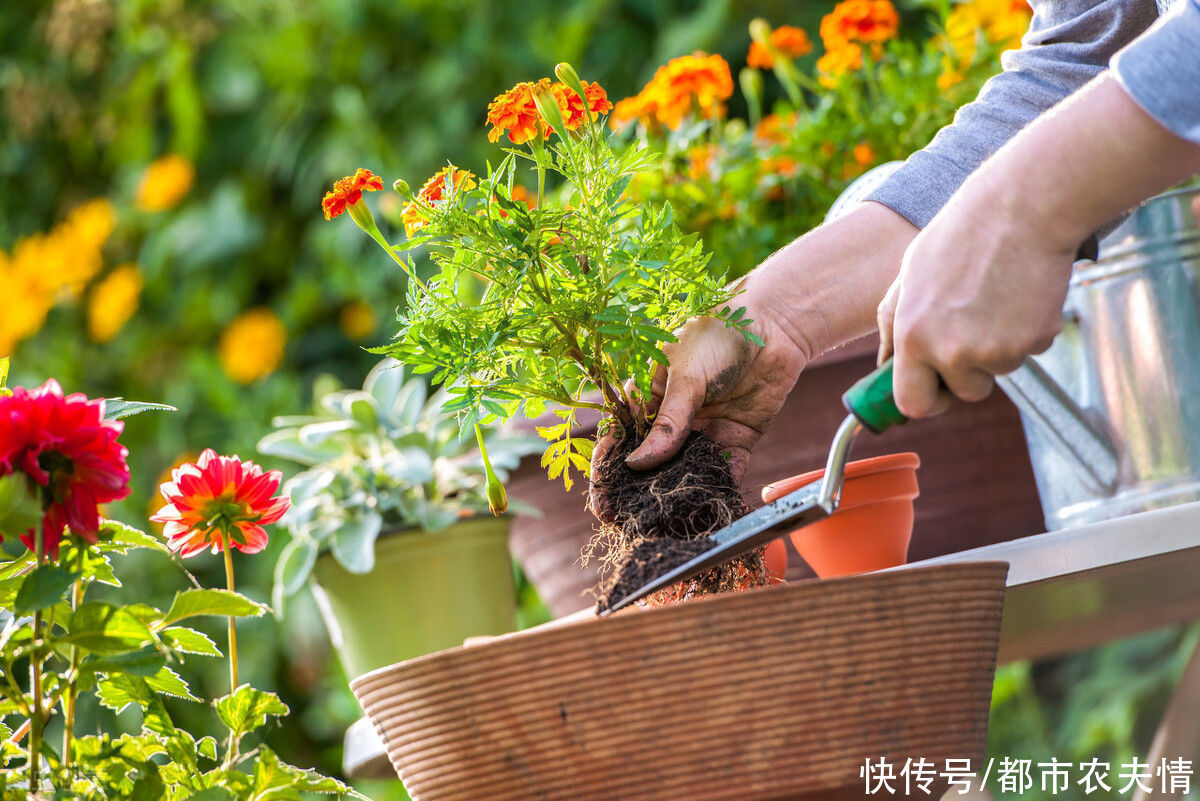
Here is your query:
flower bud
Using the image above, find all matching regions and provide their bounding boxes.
[531,82,569,141]
[739,67,764,107]
[555,62,589,109]
[393,178,412,200]
[749,18,772,47]
[484,471,508,516]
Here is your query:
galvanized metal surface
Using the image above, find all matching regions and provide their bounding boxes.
[1019,186,1200,530]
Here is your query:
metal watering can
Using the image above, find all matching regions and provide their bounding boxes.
[830,164,1200,530]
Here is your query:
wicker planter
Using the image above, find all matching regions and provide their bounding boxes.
[508,335,1042,614]
[352,561,1007,801]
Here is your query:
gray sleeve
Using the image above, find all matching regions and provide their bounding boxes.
[867,0,1159,229]
[1112,0,1200,144]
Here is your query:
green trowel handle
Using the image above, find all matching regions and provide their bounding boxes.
[842,357,906,434]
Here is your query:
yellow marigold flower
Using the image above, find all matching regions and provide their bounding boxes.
[747,25,814,69]
[136,155,195,212]
[820,0,900,49]
[339,300,377,340]
[87,263,143,343]
[945,0,1031,65]
[0,250,54,356]
[402,165,476,237]
[64,198,116,251]
[817,42,865,87]
[219,308,286,384]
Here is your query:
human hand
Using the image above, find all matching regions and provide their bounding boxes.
[588,201,918,517]
[875,173,1075,418]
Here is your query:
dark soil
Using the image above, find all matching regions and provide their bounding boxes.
[587,427,768,612]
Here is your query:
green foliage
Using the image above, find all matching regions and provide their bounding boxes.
[260,359,541,601]
[372,81,758,489]
[0,520,362,799]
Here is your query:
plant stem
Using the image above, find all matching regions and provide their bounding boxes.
[365,227,431,294]
[60,549,84,773]
[28,528,44,795]
[221,528,240,693]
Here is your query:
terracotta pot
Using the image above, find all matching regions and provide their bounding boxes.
[507,333,1043,615]
[352,561,1008,801]
[764,452,920,579]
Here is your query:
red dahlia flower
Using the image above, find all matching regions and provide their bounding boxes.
[151,448,289,558]
[0,380,131,558]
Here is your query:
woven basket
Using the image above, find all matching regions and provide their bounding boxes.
[352,561,1008,801]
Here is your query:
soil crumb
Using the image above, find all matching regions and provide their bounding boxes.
[587,428,767,613]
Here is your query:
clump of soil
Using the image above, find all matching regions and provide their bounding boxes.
[587,427,768,612]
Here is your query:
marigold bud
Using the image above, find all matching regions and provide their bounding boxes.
[531,82,569,141]
[393,178,412,200]
[554,62,589,108]
[749,18,772,47]
[484,471,509,516]
[739,67,764,106]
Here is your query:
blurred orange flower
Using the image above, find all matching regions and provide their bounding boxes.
[817,42,865,87]
[747,25,814,69]
[820,0,900,49]
[402,165,477,237]
[754,112,798,144]
[614,52,734,130]
[322,168,384,221]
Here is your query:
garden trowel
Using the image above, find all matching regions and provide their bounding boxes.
[601,358,905,615]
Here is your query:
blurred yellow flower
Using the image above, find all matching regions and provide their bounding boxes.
[817,42,865,87]
[88,263,143,343]
[136,154,195,212]
[339,300,377,340]
[219,308,286,384]
[0,251,55,356]
[943,0,1031,69]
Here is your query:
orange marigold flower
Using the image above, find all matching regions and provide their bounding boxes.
[151,448,289,558]
[639,52,734,129]
[852,142,875,167]
[487,81,545,144]
[747,25,814,69]
[610,94,654,129]
[754,111,798,144]
[820,0,900,50]
[687,144,718,180]
[510,184,537,210]
[817,42,865,87]
[402,165,477,237]
[322,168,384,221]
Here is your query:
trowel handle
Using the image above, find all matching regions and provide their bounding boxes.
[842,357,907,434]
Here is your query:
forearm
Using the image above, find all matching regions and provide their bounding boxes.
[966,73,1200,252]
[740,201,917,360]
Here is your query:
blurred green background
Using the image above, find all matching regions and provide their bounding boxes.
[0,1,1191,799]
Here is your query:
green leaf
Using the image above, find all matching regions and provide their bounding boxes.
[215,685,289,737]
[103,399,178,420]
[253,746,364,798]
[185,789,236,801]
[274,537,318,604]
[97,675,176,735]
[330,512,382,574]
[14,564,79,614]
[98,519,169,553]
[146,665,199,702]
[160,588,268,627]
[0,357,7,390]
[0,473,41,540]
[81,645,168,676]
[161,626,221,657]
[196,735,218,761]
[68,602,155,652]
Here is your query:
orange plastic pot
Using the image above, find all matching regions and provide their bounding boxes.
[763,452,920,578]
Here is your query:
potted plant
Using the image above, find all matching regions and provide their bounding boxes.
[258,358,541,677]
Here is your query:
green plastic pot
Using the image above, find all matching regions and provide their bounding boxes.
[310,515,516,678]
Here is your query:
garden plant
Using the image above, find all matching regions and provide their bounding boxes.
[0,361,361,799]
[324,65,771,609]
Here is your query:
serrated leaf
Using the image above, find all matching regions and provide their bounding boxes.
[196,735,218,761]
[68,602,154,652]
[160,626,222,657]
[14,563,79,614]
[103,399,177,420]
[81,645,168,676]
[160,589,268,627]
[253,746,365,798]
[99,519,169,553]
[185,789,236,801]
[146,665,199,701]
[216,685,289,738]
